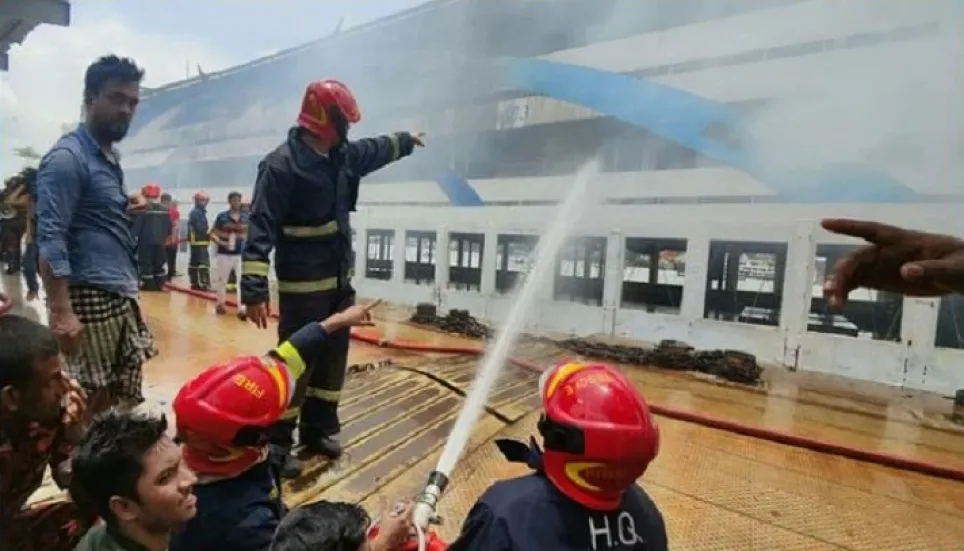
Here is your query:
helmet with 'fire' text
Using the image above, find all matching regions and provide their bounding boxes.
[173,355,295,477]
[537,362,660,511]
[296,79,361,145]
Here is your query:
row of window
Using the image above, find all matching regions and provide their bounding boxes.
[359,230,964,350]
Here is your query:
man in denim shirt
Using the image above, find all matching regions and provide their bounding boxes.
[35,55,157,418]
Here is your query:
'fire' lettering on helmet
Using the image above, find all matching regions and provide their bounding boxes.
[588,512,645,550]
[564,372,615,397]
[233,374,265,400]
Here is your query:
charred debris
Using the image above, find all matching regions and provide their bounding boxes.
[409,303,763,385]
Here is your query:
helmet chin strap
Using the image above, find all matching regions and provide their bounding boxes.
[330,107,349,147]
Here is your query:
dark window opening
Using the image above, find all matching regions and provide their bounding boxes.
[365,229,394,281]
[704,240,787,327]
[404,231,436,285]
[621,238,687,315]
[554,237,607,306]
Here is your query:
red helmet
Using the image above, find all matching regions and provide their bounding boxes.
[142,183,161,199]
[537,362,660,511]
[173,356,295,476]
[297,80,361,144]
[193,191,209,203]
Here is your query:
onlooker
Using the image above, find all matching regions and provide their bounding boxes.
[0,314,96,551]
[270,500,413,551]
[210,191,248,318]
[1,175,28,275]
[35,54,157,417]
[19,168,40,301]
[70,409,198,551]
[821,218,964,307]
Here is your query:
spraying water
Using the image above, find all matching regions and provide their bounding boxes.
[411,158,603,535]
[436,157,602,475]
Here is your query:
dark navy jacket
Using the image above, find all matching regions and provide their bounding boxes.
[169,322,336,551]
[446,440,668,551]
[132,202,173,247]
[241,127,417,304]
[188,205,210,246]
[35,124,139,297]
[169,452,286,551]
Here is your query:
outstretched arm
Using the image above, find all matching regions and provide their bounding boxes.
[266,301,380,408]
[347,132,421,178]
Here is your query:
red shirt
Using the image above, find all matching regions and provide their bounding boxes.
[169,205,181,224]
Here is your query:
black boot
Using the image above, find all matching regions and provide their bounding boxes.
[280,453,304,479]
[304,436,343,460]
[200,267,212,291]
[188,266,201,290]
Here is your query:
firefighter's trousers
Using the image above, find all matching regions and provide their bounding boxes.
[188,244,211,289]
[268,287,354,449]
[138,243,167,291]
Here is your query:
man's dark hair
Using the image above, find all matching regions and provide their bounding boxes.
[0,315,59,390]
[161,193,172,202]
[20,167,38,198]
[270,501,370,551]
[227,191,242,201]
[69,409,168,524]
[83,54,145,106]
[18,167,37,184]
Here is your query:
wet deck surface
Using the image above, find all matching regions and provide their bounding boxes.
[3,275,964,550]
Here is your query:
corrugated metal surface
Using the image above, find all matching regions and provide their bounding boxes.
[284,354,549,507]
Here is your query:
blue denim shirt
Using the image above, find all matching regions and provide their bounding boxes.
[36,124,139,297]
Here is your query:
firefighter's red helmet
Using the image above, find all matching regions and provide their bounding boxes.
[173,356,295,476]
[537,362,660,511]
[297,79,361,144]
[142,183,161,199]
[193,191,209,203]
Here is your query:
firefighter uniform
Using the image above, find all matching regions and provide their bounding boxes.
[188,195,212,291]
[445,442,667,551]
[133,202,172,291]
[171,313,368,551]
[133,184,171,291]
[241,79,421,477]
[444,362,667,551]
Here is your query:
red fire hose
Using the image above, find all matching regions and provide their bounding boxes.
[164,282,964,483]
[0,292,12,316]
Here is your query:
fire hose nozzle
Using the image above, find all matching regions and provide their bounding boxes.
[413,470,449,530]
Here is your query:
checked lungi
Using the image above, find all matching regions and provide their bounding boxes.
[65,286,158,407]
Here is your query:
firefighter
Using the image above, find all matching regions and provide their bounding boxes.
[441,362,668,551]
[188,191,212,291]
[132,183,173,291]
[169,301,380,551]
[241,79,424,478]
